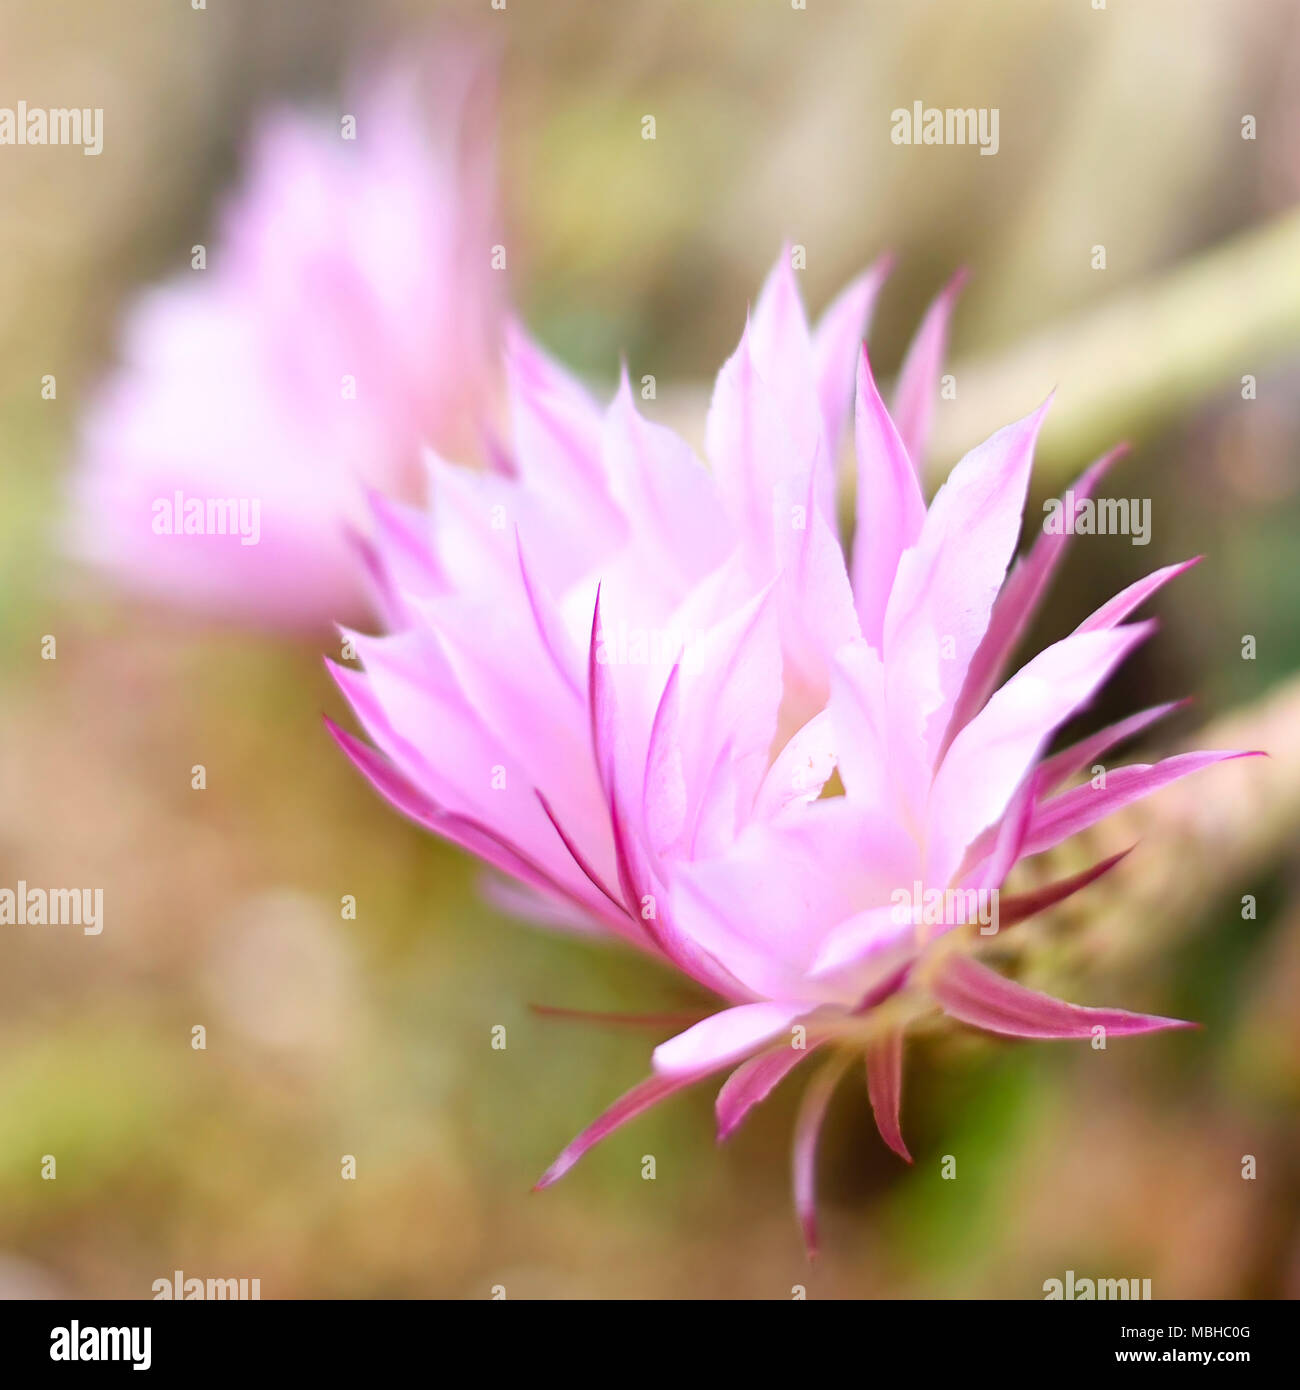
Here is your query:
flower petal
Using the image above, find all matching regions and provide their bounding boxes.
[884,396,1051,783]
[716,1042,820,1142]
[534,1071,708,1190]
[811,258,892,457]
[1021,750,1264,858]
[865,1028,912,1161]
[928,623,1153,884]
[652,1001,811,1078]
[996,847,1134,928]
[1034,700,1188,795]
[1073,557,1201,634]
[792,1051,852,1259]
[890,267,966,474]
[851,347,926,650]
[932,953,1196,1039]
[943,446,1123,749]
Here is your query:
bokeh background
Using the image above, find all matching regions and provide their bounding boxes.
[2,0,1299,1298]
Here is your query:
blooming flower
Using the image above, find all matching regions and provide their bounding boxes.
[70,48,503,628]
[328,252,1259,1252]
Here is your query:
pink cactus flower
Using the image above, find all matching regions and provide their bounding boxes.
[70,48,503,629]
[328,253,1260,1253]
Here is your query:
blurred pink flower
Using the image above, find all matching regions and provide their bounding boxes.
[70,48,503,628]
[329,253,1259,1253]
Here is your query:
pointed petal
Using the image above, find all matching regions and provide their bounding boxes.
[515,529,583,701]
[706,322,810,572]
[1073,558,1201,634]
[326,715,625,933]
[480,876,607,935]
[505,318,602,417]
[928,623,1153,885]
[534,1071,704,1190]
[891,268,966,473]
[535,789,628,920]
[640,583,783,859]
[812,258,892,458]
[884,397,1051,773]
[996,847,1134,928]
[943,446,1123,749]
[774,463,863,700]
[1034,700,1188,795]
[324,713,443,836]
[1021,750,1264,858]
[364,490,442,598]
[968,765,1039,893]
[932,953,1196,1039]
[602,372,731,593]
[652,1001,811,1078]
[750,251,823,501]
[716,1043,820,1142]
[851,347,926,649]
[792,1051,852,1259]
[505,333,610,501]
[865,1029,912,1161]
[827,638,893,810]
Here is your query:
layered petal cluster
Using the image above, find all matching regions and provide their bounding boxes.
[70,48,503,628]
[330,253,1258,1252]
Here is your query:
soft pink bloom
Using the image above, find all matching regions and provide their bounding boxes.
[329,253,1259,1252]
[70,49,503,628]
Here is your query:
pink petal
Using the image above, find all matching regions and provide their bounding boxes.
[1021,750,1264,858]
[890,267,967,474]
[792,1051,852,1259]
[1034,700,1188,795]
[514,529,583,701]
[505,335,612,506]
[749,251,826,518]
[865,1029,912,1162]
[504,318,603,418]
[535,789,628,921]
[586,585,636,829]
[808,903,908,980]
[996,847,1134,928]
[326,715,627,936]
[652,1001,811,1078]
[534,1071,708,1190]
[773,464,863,702]
[968,765,1039,893]
[827,638,893,811]
[1073,557,1201,634]
[932,953,1196,1039]
[942,446,1123,751]
[752,709,837,821]
[601,371,731,595]
[706,322,808,575]
[851,347,926,650]
[716,1042,820,1142]
[883,397,1051,775]
[674,802,919,996]
[364,490,442,598]
[811,258,892,457]
[479,876,607,936]
[928,623,1153,885]
[662,583,783,851]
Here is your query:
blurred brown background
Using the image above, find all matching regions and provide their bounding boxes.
[1,0,1298,1298]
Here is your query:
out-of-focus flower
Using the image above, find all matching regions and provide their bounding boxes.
[70,47,503,628]
[329,253,1260,1252]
